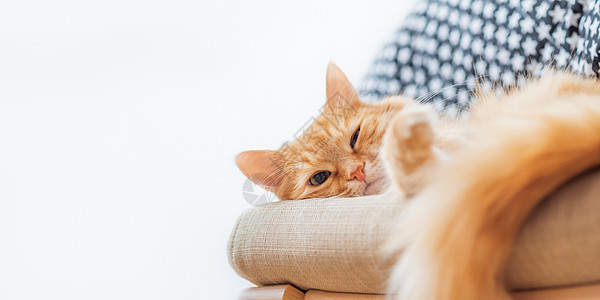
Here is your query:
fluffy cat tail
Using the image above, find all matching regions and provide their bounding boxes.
[387,88,600,299]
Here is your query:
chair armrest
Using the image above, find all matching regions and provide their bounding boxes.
[229,168,600,294]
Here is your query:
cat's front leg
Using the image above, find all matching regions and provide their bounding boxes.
[382,104,438,196]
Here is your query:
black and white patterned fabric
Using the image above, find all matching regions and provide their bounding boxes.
[360,0,600,116]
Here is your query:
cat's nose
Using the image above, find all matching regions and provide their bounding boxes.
[349,165,366,182]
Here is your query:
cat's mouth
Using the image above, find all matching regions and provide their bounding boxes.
[361,161,388,195]
[363,178,386,195]
[363,180,373,194]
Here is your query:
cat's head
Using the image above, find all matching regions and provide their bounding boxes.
[236,63,410,200]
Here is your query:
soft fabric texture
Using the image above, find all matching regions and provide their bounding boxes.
[228,167,600,294]
[359,0,600,116]
[381,72,600,300]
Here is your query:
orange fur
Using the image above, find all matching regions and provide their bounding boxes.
[385,72,600,299]
[237,65,600,299]
[236,63,413,200]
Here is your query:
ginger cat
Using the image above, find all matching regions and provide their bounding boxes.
[383,71,600,299]
[236,63,414,200]
[236,63,600,299]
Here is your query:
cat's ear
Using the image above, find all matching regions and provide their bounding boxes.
[236,150,284,193]
[326,62,360,108]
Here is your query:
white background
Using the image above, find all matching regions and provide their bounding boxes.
[0,1,416,299]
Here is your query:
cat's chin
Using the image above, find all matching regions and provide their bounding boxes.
[362,161,388,196]
[363,178,387,196]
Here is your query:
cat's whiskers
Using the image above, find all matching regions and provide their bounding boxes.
[415,75,489,104]
[437,89,475,108]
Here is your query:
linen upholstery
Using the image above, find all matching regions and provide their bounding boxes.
[228,168,600,294]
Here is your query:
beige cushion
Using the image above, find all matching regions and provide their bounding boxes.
[228,168,600,294]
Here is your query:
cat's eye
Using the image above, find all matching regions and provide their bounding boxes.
[308,171,332,186]
[350,127,360,149]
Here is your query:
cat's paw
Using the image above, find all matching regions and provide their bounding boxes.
[396,105,434,145]
[382,104,437,196]
[386,105,436,172]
